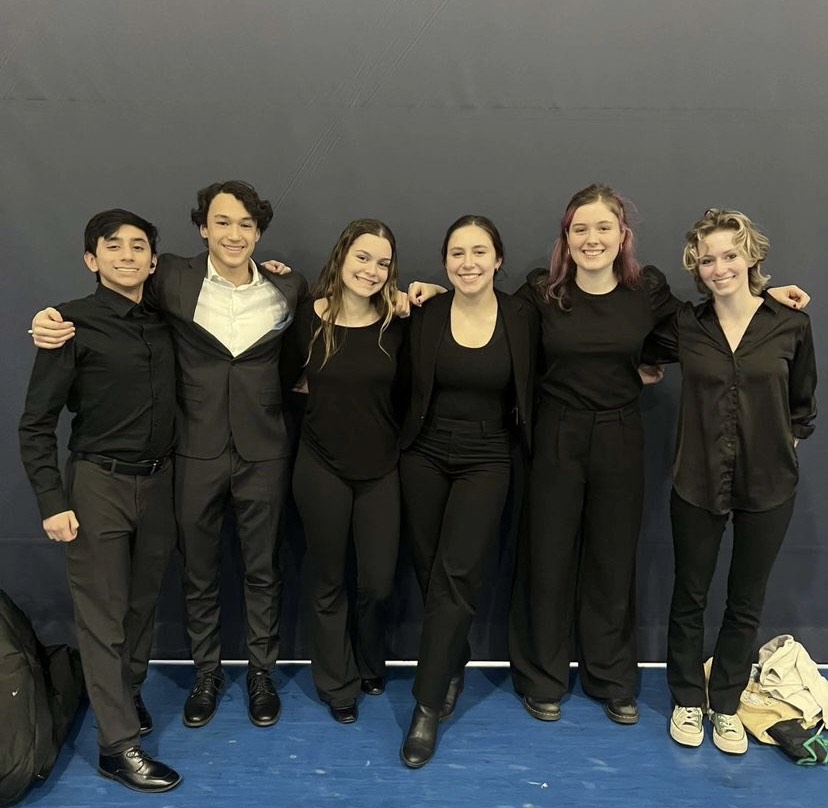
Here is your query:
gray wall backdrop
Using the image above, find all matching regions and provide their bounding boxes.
[1,0,825,662]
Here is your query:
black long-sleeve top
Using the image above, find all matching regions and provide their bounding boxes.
[515,266,679,410]
[647,295,817,514]
[294,300,407,480]
[19,285,176,519]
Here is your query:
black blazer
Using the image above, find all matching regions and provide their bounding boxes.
[400,289,537,451]
[147,252,308,462]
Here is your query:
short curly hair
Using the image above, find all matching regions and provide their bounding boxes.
[683,208,770,297]
[190,180,274,233]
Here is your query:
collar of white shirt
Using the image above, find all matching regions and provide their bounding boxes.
[205,256,264,287]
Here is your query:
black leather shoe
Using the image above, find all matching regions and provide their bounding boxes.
[329,701,359,724]
[400,704,440,769]
[521,695,561,721]
[247,667,281,727]
[98,747,181,793]
[440,670,465,721]
[604,697,640,725]
[183,671,224,728]
[134,692,152,736]
[360,677,385,696]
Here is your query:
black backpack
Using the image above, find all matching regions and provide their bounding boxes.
[0,590,85,806]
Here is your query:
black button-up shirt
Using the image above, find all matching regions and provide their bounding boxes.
[648,295,816,514]
[19,285,176,519]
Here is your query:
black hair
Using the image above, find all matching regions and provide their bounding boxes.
[83,208,159,255]
[190,180,274,233]
[440,214,505,263]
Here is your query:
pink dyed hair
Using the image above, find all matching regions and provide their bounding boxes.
[544,184,641,309]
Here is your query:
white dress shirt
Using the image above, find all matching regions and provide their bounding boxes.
[193,257,289,357]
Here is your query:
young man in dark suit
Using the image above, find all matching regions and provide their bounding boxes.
[20,209,181,792]
[31,181,308,730]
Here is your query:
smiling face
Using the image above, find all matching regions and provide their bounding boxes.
[444,224,502,297]
[566,200,625,275]
[696,229,752,300]
[199,192,261,277]
[340,233,392,299]
[84,224,156,300]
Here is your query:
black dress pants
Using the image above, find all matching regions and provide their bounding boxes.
[175,441,289,674]
[65,457,176,754]
[400,418,512,710]
[667,490,795,714]
[510,399,644,702]
[292,444,400,707]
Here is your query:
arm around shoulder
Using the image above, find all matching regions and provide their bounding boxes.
[789,314,817,440]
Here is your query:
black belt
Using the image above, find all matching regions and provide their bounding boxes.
[424,415,512,435]
[74,453,170,476]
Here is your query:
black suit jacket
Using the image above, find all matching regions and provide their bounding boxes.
[400,289,537,451]
[146,252,308,462]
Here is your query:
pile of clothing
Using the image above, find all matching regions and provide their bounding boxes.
[738,635,828,765]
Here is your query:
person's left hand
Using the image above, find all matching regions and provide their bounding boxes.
[260,259,293,275]
[638,364,665,385]
[768,285,810,310]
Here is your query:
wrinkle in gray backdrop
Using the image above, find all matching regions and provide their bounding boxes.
[1,0,825,661]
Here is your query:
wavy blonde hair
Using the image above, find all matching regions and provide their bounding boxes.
[308,219,399,367]
[683,208,770,297]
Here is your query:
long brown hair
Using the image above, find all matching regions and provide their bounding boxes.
[308,218,399,367]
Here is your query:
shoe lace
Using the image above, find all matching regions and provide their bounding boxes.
[249,672,275,697]
[714,713,741,736]
[676,707,703,729]
[191,673,219,697]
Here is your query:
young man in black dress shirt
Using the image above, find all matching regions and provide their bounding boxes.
[19,210,181,792]
[31,182,308,731]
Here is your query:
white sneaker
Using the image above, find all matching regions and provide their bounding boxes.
[710,711,748,754]
[670,706,704,747]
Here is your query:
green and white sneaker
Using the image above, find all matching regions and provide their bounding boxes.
[670,706,704,747]
[710,711,748,754]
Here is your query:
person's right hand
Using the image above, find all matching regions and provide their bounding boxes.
[42,510,79,542]
[32,307,74,349]
[408,282,447,306]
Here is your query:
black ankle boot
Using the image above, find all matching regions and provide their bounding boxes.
[400,703,440,768]
[440,670,465,721]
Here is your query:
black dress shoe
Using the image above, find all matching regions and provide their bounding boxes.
[183,671,224,728]
[521,695,561,721]
[604,697,640,725]
[134,692,152,736]
[98,747,181,793]
[360,677,385,696]
[440,670,465,721]
[247,667,281,727]
[329,701,359,724]
[400,704,440,769]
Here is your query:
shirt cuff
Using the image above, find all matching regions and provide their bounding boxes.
[37,488,70,521]
[792,424,815,440]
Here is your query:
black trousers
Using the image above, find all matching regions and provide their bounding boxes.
[292,444,399,707]
[667,490,795,714]
[175,441,289,674]
[400,418,512,710]
[510,400,644,702]
[65,457,176,754]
